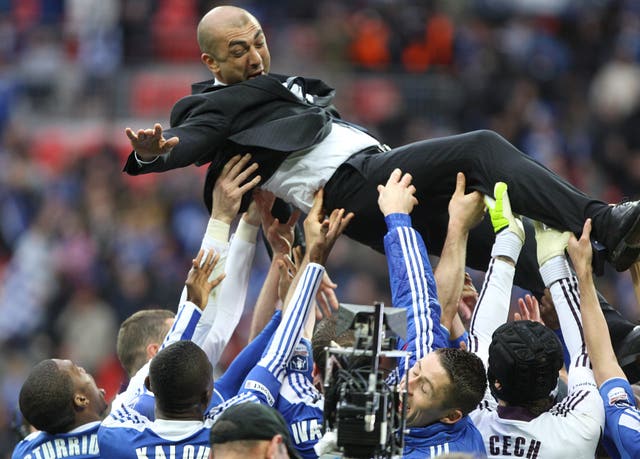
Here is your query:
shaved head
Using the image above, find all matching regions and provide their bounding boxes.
[197,6,258,57]
[196,6,270,84]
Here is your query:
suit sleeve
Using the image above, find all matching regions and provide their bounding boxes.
[124,96,230,175]
[383,213,447,374]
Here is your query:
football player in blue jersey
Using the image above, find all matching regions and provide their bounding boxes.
[100,189,352,458]
[12,246,222,459]
[568,219,640,459]
[378,169,487,458]
[100,340,216,458]
[12,359,107,459]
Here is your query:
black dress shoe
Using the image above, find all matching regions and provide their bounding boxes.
[615,326,640,383]
[605,201,640,272]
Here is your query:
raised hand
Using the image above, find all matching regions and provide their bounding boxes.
[539,289,560,330]
[277,246,302,304]
[533,220,571,267]
[376,168,418,216]
[514,294,543,324]
[185,249,226,310]
[484,182,524,241]
[254,189,301,257]
[448,172,486,233]
[316,272,339,319]
[125,123,180,161]
[242,196,262,227]
[567,218,594,280]
[304,189,354,265]
[211,154,262,224]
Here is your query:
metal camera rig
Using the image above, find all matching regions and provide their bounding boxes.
[319,302,410,459]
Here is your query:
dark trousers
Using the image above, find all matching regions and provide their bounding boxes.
[324,130,634,342]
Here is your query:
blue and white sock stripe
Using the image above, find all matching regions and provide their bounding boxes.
[396,226,432,360]
[160,302,202,350]
[263,263,324,379]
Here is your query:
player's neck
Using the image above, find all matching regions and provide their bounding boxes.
[155,408,204,421]
[73,412,103,430]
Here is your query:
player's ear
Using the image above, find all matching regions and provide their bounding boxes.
[266,434,285,458]
[201,53,220,74]
[439,408,463,425]
[144,375,152,392]
[146,343,160,360]
[74,393,89,409]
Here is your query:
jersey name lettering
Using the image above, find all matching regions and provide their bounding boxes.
[134,445,210,459]
[23,434,99,459]
[290,419,322,444]
[489,435,541,458]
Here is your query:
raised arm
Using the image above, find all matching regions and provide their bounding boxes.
[567,219,626,385]
[248,190,300,341]
[113,249,224,411]
[468,182,524,365]
[378,168,447,370]
[161,249,225,347]
[434,172,485,335]
[534,220,604,439]
[189,154,261,363]
[124,123,179,163]
[235,189,353,407]
[568,220,640,459]
[123,98,230,174]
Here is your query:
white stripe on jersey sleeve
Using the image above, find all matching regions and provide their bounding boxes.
[396,226,433,359]
[263,263,324,380]
[160,301,202,350]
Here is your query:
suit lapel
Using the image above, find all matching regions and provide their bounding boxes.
[190,74,337,108]
[241,74,302,103]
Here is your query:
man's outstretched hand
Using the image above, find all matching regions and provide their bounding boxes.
[125,123,180,161]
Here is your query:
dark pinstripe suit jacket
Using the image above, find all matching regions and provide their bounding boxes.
[123,73,341,212]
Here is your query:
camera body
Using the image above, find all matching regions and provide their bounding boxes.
[321,303,409,459]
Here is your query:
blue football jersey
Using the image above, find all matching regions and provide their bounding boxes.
[383,214,486,458]
[599,377,640,459]
[12,421,100,459]
[278,338,324,459]
[98,407,211,459]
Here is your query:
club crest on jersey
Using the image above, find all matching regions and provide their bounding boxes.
[289,343,309,373]
[607,386,630,406]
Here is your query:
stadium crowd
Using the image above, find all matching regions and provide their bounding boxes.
[3,0,640,458]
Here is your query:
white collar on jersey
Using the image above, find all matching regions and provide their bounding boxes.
[152,419,205,441]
